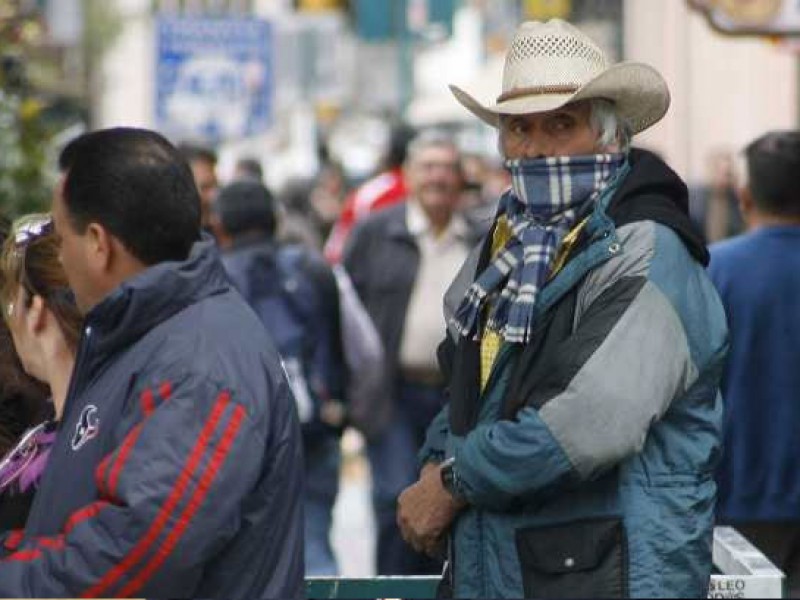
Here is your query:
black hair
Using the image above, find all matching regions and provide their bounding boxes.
[216,180,276,238]
[278,177,314,214]
[234,157,264,182]
[383,123,417,170]
[745,131,800,219]
[58,128,201,265]
[176,142,218,167]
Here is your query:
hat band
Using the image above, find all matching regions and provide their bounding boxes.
[497,84,581,103]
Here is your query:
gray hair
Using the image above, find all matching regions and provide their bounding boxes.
[589,98,632,152]
[405,129,460,165]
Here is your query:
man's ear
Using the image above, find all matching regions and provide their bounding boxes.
[85,222,114,273]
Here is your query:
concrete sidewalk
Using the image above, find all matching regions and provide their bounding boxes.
[331,429,375,577]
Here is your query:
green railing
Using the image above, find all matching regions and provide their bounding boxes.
[307,575,439,599]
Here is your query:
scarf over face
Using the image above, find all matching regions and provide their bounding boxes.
[451,153,627,344]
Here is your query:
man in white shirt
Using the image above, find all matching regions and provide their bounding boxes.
[343,130,474,575]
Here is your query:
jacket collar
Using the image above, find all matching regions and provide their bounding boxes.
[608,148,709,266]
[406,198,470,241]
[386,203,414,240]
[84,234,229,358]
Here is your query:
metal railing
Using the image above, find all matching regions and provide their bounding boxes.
[307,527,785,599]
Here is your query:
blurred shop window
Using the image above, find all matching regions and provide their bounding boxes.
[295,0,348,11]
[350,0,456,42]
[427,0,457,36]
[523,0,572,20]
[272,12,352,110]
[482,0,622,60]
[152,0,255,14]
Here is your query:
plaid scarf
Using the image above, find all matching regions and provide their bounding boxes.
[451,153,626,344]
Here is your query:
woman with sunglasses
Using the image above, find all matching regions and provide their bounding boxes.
[0,215,50,453]
[0,213,81,531]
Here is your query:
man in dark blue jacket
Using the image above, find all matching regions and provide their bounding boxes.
[0,128,305,598]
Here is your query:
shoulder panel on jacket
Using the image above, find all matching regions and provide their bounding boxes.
[540,279,698,479]
[579,221,726,369]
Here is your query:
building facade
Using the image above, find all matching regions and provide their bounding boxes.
[92,0,798,187]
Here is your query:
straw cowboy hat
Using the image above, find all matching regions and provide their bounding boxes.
[450,19,670,135]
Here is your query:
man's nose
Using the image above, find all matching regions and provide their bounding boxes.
[520,133,550,159]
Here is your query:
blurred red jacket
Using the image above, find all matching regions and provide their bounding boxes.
[324,167,407,263]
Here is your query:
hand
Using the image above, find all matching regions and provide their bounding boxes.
[397,463,466,556]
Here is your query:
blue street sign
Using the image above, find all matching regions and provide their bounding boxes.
[156,17,272,142]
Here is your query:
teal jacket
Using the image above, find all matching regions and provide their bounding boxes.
[422,151,728,598]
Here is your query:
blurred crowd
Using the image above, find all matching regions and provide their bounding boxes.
[0,17,797,600]
[177,126,510,577]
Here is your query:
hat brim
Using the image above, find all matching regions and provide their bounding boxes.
[450,62,670,135]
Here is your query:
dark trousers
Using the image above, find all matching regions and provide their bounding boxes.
[304,435,341,576]
[367,380,445,575]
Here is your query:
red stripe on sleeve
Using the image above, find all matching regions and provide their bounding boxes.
[105,423,144,500]
[159,381,172,402]
[36,536,66,550]
[2,548,42,562]
[64,501,111,535]
[140,388,155,417]
[118,405,246,597]
[4,529,24,551]
[81,390,231,599]
[95,454,112,497]
[0,503,109,566]
[99,385,167,498]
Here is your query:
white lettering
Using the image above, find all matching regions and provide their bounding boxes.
[708,578,747,598]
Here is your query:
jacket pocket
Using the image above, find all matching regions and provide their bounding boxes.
[515,517,628,599]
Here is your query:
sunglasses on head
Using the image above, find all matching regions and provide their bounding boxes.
[12,213,53,249]
[4,213,73,318]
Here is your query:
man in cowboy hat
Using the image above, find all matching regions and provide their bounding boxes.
[397,19,727,598]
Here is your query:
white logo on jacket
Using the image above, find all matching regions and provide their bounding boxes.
[72,405,100,451]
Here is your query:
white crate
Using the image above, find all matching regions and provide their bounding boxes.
[709,526,785,598]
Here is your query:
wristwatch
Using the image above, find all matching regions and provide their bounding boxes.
[440,457,465,502]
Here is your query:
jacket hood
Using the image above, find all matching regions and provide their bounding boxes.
[85,234,229,360]
[224,236,277,263]
[609,149,709,266]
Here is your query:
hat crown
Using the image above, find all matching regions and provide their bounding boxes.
[502,20,609,94]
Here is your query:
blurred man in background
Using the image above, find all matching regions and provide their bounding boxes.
[325,124,415,263]
[459,152,509,238]
[344,130,474,575]
[178,142,219,234]
[709,130,800,597]
[689,149,744,243]
[215,179,346,577]
[233,156,264,182]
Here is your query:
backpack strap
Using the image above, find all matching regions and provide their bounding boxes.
[275,246,348,437]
